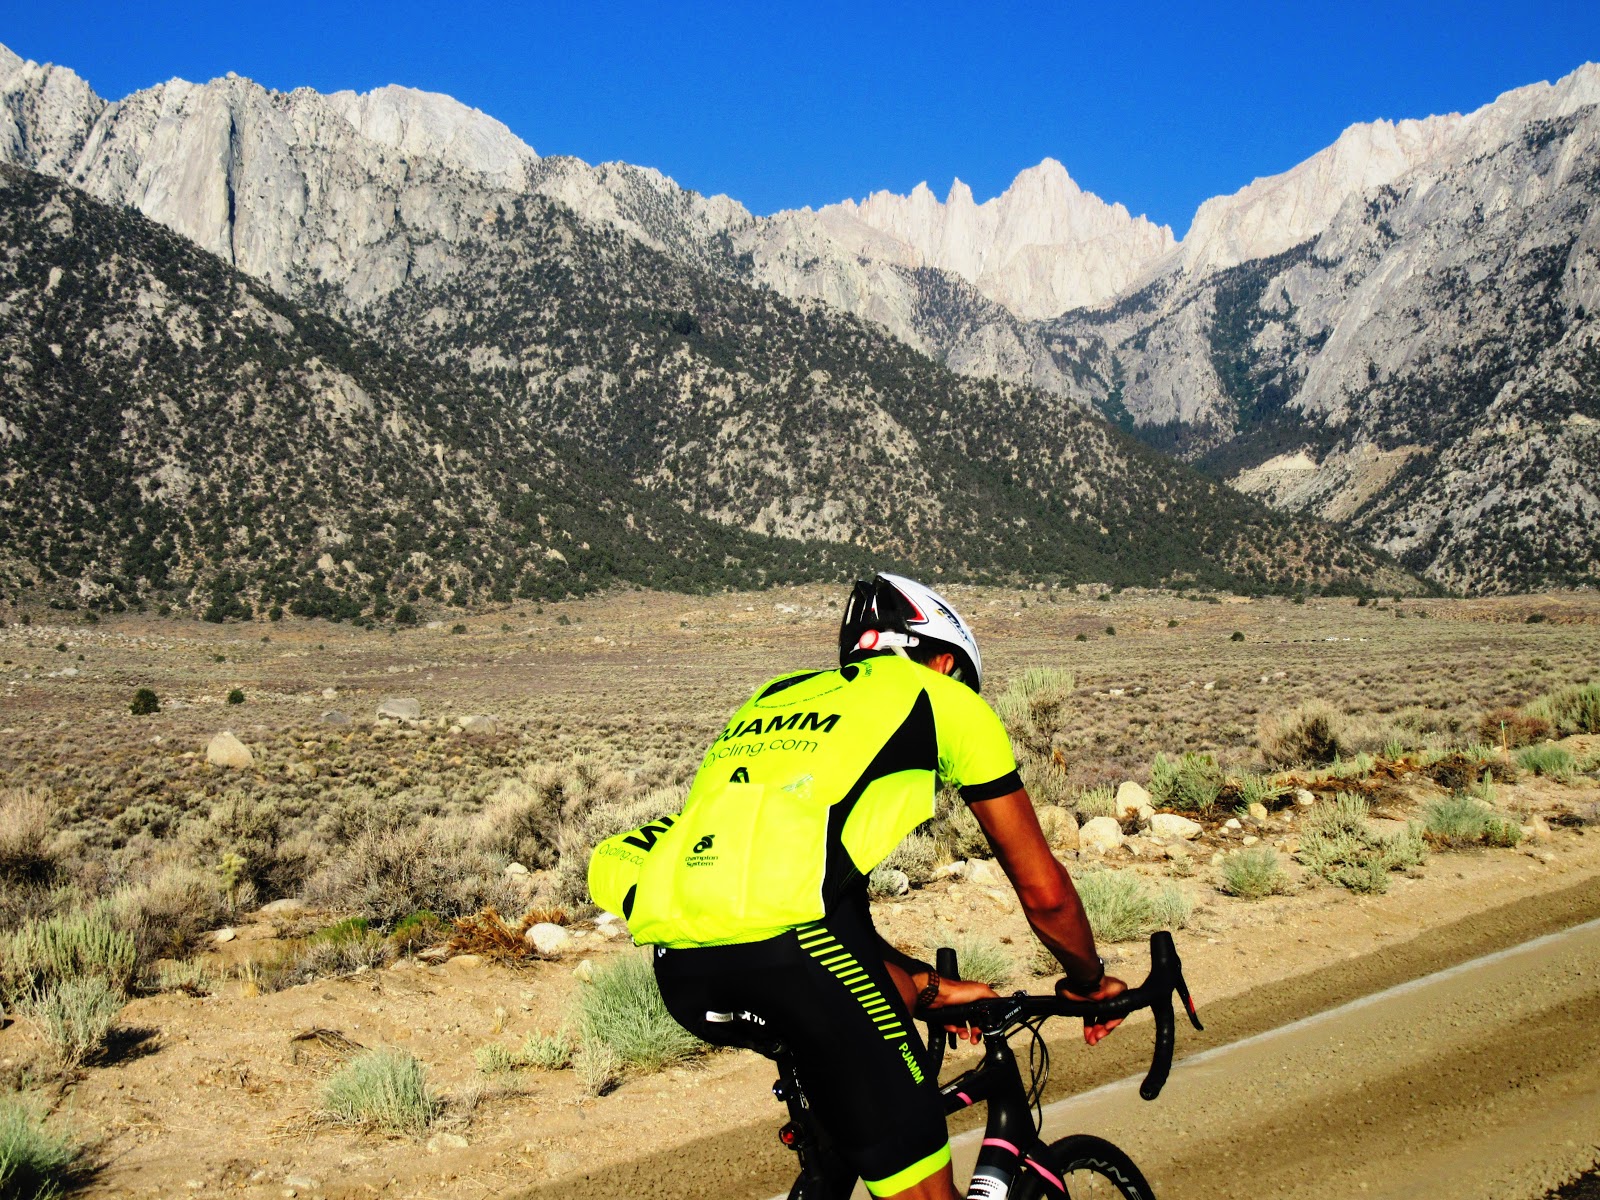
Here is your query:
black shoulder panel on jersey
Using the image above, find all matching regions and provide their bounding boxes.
[820,689,937,909]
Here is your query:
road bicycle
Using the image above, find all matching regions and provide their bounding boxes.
[753,930,1202,1199]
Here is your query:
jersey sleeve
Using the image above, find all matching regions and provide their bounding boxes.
[926,675,1021,802]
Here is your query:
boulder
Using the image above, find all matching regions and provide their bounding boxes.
[321,687,338,700]
[1114,781,1152,819]
[1150,813,1204,840]
[525,923,572,955]
[1048,811,1080,851]
[1224,817,1243,831]
[1294,789,1316,808]
[206,731,253,769]
[932,861,967,881]
[320,710,352,727]
[377,697,422,721]
[573,959,596,983]
[964,858,1007,887]
[259,898,307,917]
[1078,816,1125,855]
[503,862,530,878]
[459,714,498,735]
[212,927,237,943]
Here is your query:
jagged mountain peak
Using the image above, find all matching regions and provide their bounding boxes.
[321,82,540,175]
[1172,60,1600,280]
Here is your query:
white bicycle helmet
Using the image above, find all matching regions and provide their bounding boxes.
[838,572,983,692]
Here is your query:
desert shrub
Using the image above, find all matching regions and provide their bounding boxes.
[154,958,215,996]
[321,1048,438,1136]
[995,668,1075,757]
[1,908,136,1001]
[1218,847,1290,900]
[304,821,520,927]
[522,1028,574,1070]
[575,1038,622,1097]
[129,688,159,716]
[1479,707,1553,749]
[226,688,244,706]
[1148,752,1223,813]
[1073,870,1191,943]
[0,788,59,887]
[111,864,228,963]
[0,1095,77,1198]
[1326,751,1377,781]
[573,951,703,1073]
[882,835,942,886]
[479,756,632,872]
[1516,744,1576,781]
[1422,796,1523,849]
[475,1028,572,1075]
[1525,682,1600,736]
[291,931,394,982]
[949,934,1015,989]
[547,784,686,912]
[21,977,123,1069]
[1296,794,1426,894]
[1258,702,1345,767]
[1073,785,1118,820]
[176,793,307,904]
[867,866,910,899]
[1233,773,1285,812]
[1019,756,1071,808]
[924,791,991,861]
[390,910,446,955]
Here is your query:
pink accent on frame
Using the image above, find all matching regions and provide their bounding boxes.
[1026,1156,1066,1192]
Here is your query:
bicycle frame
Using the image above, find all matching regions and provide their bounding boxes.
[773,930,1200,1199]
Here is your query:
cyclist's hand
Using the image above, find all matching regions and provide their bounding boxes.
[926,978,999,1044]
[1055,974,1128,1046]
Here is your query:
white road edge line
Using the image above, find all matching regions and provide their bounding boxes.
[763,914,1600,1198]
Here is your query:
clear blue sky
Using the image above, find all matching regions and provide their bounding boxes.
[6,1,1598,234]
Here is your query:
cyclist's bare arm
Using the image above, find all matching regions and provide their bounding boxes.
[969,786,1128,1043]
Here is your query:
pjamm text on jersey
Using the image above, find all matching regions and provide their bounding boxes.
[719,712,841,741]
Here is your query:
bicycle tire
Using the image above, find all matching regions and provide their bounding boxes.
[1011,1134,1157,1200]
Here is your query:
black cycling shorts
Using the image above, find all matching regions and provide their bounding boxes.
[654,901,949,1195]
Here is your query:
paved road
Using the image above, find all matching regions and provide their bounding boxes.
[933,916,1600,1200]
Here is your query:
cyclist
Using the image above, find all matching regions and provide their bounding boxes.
[589,572,1124,1200]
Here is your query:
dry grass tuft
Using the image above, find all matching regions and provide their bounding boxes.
[1259,703,1345,767]
[447,907,540,965]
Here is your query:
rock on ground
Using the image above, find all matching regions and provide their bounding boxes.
[377,697,422,721]
[1079,816,1125,855]
[1115,781,1152,818]
[525,923,572,955]
[1150,813,1204,840]
[320,709,351,726]
[206,731,253,768]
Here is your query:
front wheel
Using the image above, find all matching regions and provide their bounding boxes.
[1011,1134,1157,1200]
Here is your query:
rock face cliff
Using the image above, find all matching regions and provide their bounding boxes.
[1042,65,1600,592]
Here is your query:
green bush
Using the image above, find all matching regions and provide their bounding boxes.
[321,1048,438,1135]
[1516,744,1577,782]
[1296,794,1426,893]
[129,688,160,716]
[475,1029,572,1075]
[1422,796,1523,849]
[1,909,136,1002]
[1073,870,1191,943]
[226,688,245,705]
[1073,785,1118,820]
[1526,682,1600,735]
[22,977,123,1069]
[948,934,1016,989]
[1218,847,1290,900]
[1148,752,1224,813]
[995,667,1074,757]
[573,951,703,1074]
[0,1095,77,1198]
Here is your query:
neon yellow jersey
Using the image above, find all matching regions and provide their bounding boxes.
[588,654,1020,948]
